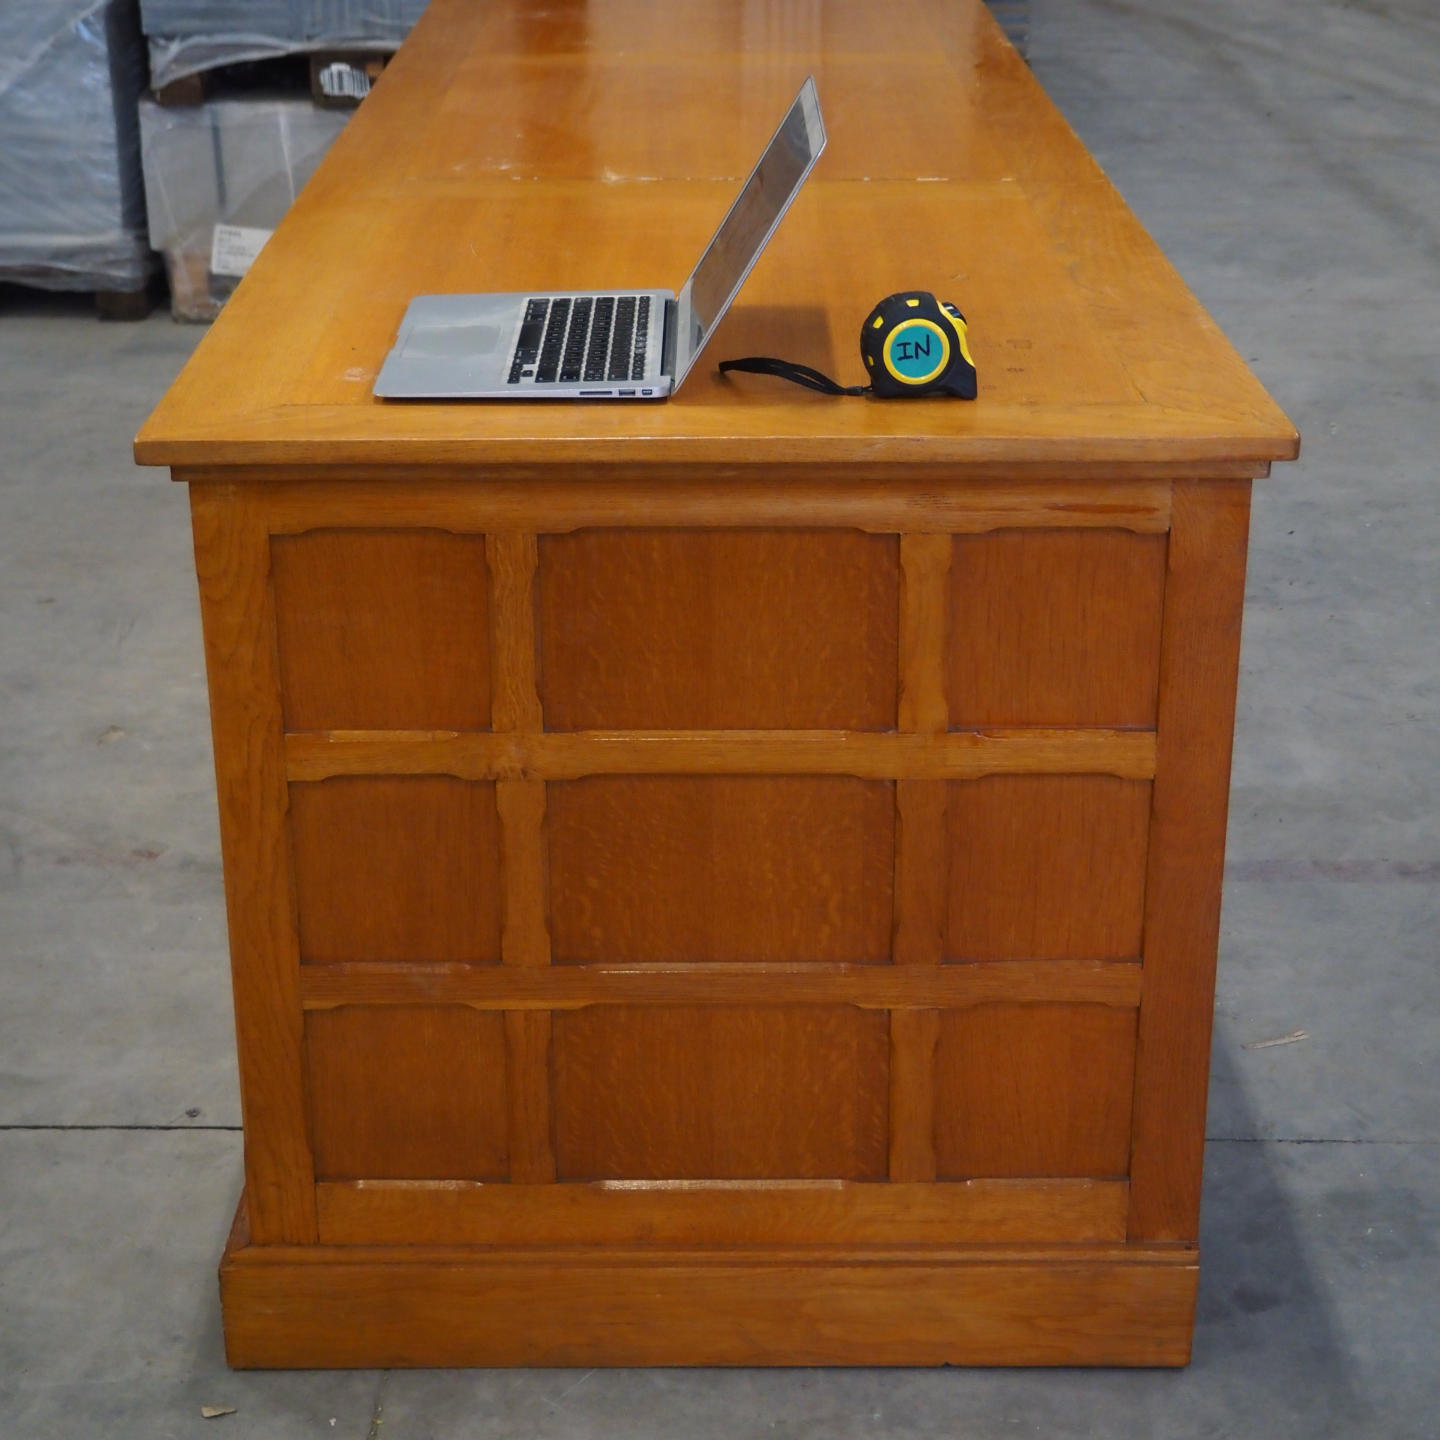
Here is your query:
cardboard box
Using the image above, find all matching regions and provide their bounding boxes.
[139,95,348,319]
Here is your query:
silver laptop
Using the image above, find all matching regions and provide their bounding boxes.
[374,78,825,400]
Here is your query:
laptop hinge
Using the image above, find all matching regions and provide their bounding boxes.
[662,298,679,380]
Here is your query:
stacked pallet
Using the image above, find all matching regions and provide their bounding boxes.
[0,0,153,306]
[142,0,429,91]
[137,1,428,318]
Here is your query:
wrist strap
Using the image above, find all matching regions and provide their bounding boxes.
[718,356,868,397]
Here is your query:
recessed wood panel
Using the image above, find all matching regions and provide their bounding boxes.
[935,1004,1137,1178]
[305,1006,508,1180]
[548,776,895,963]
[538,529,899,730]
[946,776,1150,960]
[272,529,490,730]
[553,1006,890,1180]
[290,777,502,963]
[949,530,1167,726]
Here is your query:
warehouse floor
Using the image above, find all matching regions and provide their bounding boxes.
[2,0,1436,1435]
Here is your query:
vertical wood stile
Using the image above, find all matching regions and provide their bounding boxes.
[1128,481,1252,1241]
[890,534,952,1182]
[486,533,556,1183]
[487,531,542,733]
[898,534,951,735]
[190,482,318,1242]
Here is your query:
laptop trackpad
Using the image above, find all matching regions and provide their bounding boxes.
[403,322,504,359]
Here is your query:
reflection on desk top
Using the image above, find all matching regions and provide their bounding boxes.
[134,0,1298,474]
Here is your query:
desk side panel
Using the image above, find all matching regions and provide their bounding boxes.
[190,482,317,1243]
[202,478,1220,1252]
[1129,480,1251,1241]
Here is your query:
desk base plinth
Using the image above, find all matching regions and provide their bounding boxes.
[219,1195,1199,1368]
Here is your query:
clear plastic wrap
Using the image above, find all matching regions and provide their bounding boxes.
[142,1,429,88]
[139,95,348,319]
[0,0,153,292]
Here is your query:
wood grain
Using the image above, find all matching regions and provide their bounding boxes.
[890,535,951,1180]
[304,1006,508,1180]
[935,1004,1138,1179]
[135,0,1297,473]
[946,775,1152,960]
[271,529,490,730]
[892,782,949,966]
[538,529,899,730]
[504,1011,555,1184]
[316,1177,1130,1247]
[154,0,1298,1369]
[298,958,1144,1012]
[888,1009,940,1183]
[288,776,502,963]
[221,1213,1199,1368]
[390,41,1009,186]
[191,469,1182,529]
[552,1006,890,1180]
[898,533,951,732]
[949,529,1167,726]
[485,532,541,731]
[1129,480,1252,1242]
[547,776,895,964]
[284,727,1158,782]
[190,483,316,1243]
[483,532,555,1180]
[496,779,549,967]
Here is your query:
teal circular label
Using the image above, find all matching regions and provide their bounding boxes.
[883,317,950,385]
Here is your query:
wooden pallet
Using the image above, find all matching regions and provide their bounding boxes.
[0,273,159,321]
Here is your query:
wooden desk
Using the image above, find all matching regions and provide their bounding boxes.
[136,0,1298,1368]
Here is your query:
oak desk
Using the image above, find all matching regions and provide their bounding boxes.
[135,0,1298,1367]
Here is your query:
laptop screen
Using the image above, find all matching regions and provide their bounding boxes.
[673,78,826,387]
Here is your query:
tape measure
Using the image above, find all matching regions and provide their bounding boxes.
[718,290,977,399]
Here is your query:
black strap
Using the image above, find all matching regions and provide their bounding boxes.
[718,356,868,397]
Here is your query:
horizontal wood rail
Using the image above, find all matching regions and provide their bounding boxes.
[315,1177,1131,1247]
[298,958,1143,1011]
[178,471,1180,532]
[285,728,1158,782]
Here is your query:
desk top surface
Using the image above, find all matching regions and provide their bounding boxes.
[135,0,1298,473]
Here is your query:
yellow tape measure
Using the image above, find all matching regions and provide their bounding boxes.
[863,292,977,397]
[718,289,977,399]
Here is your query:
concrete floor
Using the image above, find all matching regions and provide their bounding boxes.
[1,0,1436,1434]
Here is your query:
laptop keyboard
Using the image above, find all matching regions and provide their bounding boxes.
[508,295,652,385]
